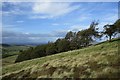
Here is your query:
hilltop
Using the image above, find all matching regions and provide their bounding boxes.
[2,39,120,79]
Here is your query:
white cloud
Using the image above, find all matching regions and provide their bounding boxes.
[31,2,80,19]
[29,15,52,19]
[51,23,71,26]
[52,30,68,37]
[1,0,120,2]
[2,24,23,31]
[2,30,67,44]
[2,7,25,15]
[69,24,90,32]
[2,2,32,15]
[52,23,59,26]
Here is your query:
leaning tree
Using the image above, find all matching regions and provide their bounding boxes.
[103,24,117,41]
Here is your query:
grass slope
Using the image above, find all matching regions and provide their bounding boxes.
[2,39,120,79]
[1,45,31,67]
[2,55,18,66]
[2,45,30,58]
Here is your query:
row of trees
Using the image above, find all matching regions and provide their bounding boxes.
[15,19,120,62]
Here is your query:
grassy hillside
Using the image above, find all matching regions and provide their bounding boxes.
[2,45,30,58]
[2,55,18,66]
[2,39,120,79]
[1,45,31,67]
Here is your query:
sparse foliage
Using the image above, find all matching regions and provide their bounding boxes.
[103,24,116,41]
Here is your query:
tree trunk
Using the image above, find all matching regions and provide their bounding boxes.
[109,36,112,42]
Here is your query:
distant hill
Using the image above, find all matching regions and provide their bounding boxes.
[1,42,47,46]
[2,38,120,79]
[1,44,11,47]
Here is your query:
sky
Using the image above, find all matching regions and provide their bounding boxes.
[1,2,118,44]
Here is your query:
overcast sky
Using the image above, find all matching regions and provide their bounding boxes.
[1,2,118,44]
